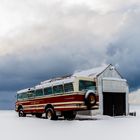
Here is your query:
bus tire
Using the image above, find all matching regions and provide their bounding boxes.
[18,109,26,117]
[85,92,96,108]
[45,108,57,120]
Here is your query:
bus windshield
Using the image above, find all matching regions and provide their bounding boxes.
[79,80,96,91]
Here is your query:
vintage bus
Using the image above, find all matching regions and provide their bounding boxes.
[15,76,99,120]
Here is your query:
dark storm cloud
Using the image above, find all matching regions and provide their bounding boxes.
[0,91,15,109]
[0,3,109,92]
[106,9,140,90]
[0,36,105,91]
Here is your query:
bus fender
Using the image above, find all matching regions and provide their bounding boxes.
[18,105,23,111]
[45,104,54,111]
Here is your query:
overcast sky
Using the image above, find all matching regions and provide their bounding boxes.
[0,0,140,109]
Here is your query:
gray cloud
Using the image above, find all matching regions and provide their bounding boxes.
[0,2,110,92]
[106,8,140,90]
[0,91,15,109]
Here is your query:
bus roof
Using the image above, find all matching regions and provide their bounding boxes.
[17,87,35,94]
[17,76,94,94]
[41,76,75,87]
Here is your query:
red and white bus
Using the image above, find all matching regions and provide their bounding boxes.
[15,76,99,120]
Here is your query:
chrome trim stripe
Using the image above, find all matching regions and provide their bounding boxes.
[22,101,84,108]
[54,105,86,109]
[53,101,84,105]
[24,106,99,111]
[23,105,99,111]
[16,92,85,103]
[17,101,99,109]
[24,107,43,110]
[24,105,86,110]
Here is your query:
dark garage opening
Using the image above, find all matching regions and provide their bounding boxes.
[103,92,126,116]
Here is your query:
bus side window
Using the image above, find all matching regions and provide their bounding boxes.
[17,93,28,100]
[79,80,96,91]
[22,93,28,100]
[27,91,34,99]
[53,85,64,94]
[17,94,22,100]
[35,89,43,97]
[64,83,74,93]
[44,87,53,95]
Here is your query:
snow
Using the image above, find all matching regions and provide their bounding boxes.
[41,77,74,85]
[0,106,140,140]
[103,77,126,82]
[129,90,140,104]
[41,65,108,87]
[73,64,108,78]
[17,87,35,94]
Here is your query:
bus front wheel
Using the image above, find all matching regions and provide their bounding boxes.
[18,109,26,117]
[45,108,57,120]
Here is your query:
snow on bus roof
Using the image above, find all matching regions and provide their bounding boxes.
[73,64,108,78]
[41,65,108,87]
[17,87,35,94]
[41,76,75,87]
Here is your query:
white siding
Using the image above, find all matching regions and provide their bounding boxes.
[102,78,127,93]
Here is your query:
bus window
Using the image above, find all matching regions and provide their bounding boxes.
[79,80,96,91]
[17,94,22,100]
[35,89,43,97]
[44,87,53,95]
[53,85,64,94]
[64,83,73,93]
[22,93,28,99]
[27,91,34,99]
[17,93,28,100]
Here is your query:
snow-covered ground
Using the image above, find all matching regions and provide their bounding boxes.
[129,91,140,104]
[0,105,139,140]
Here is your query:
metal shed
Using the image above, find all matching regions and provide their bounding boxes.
[74,64,129,116]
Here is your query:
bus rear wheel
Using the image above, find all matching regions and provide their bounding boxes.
[18,109,26,117]
[45,108,57,120]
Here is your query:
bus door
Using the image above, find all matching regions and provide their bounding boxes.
[27,91,35,113]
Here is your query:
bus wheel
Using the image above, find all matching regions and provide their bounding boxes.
[64,111,76,120]
[18,109,26,117]
[85,93,96,108]
[45,108,57,120]
[35,113,42,118]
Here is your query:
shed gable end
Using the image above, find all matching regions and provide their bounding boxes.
[97,65,122,79]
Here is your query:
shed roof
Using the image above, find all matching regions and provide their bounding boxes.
[73,64,110,78]
[41,64,110,86]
